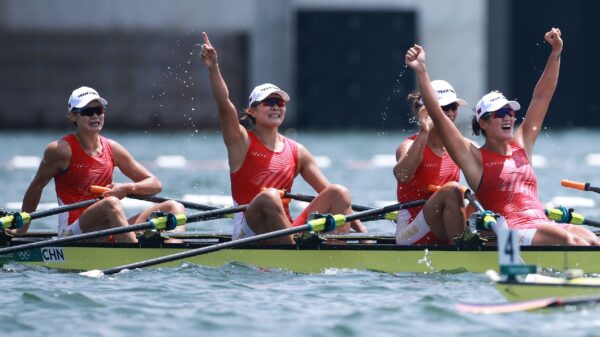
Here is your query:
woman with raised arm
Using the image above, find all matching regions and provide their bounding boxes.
[405,28,599,246]
[199,32,366,244]
[393,82,468,245]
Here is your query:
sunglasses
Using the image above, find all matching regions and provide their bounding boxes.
[492,107,515,119]
[441,102,459,112]
[261,97,286,108]
[72,106,105,117]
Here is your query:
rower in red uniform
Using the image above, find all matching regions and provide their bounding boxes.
[406,28,600,245]
[394,81,468,245]
[199,32,366,244]
[8,86,184,242]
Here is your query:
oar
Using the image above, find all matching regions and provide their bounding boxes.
[0,212,186,255]
[561,179,600,194]
[90,185,220,211]
[1,198,101,230]
[455,294,600,314]
[0,203,249,256]
[272,189,398,220]
[280,191,371,211]
[545,207,600,227]
[82,199,427,276]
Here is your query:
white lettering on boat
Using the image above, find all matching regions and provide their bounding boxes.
[398,224,419,241]
[41,248,65,262]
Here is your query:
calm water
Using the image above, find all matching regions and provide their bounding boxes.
[2,129,600,337]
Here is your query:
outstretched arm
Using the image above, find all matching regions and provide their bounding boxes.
[199,32,248,168]
[514,28,563,158]
[405,45,483,189]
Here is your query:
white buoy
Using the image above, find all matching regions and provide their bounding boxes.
[155,155,188,169]
[6,156,41,170]
[182,194,233,207]
[313,156,332,168]
[546,196,595,208]
[585,153,600,167]
[531,154,548,168]
[371,154,396,168]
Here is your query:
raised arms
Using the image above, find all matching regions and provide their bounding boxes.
[513,28,563,158]
[405,45,483,188]
[199,32,249,170]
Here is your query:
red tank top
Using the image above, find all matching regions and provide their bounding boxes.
[396,135,460,220]
[476,142,548,229]
[55,134,114,226]
[230,131,299,219]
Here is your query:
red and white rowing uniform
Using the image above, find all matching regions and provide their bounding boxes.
[54,134,114,236]
[396,135,460,245]
[230,131,306,239]
[476,142,567,244]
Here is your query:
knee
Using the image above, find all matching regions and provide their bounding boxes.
[102,196,124,213]
[439,182,464,204]
[160,200,185,214]
[323,184,351,202]
[253,188,283,207]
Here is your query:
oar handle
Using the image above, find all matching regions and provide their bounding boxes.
[561,179,589,191]
[427,184,468,194]
[561,179,600,194]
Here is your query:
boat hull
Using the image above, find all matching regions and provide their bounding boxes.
[495,273,600,302]
[2,241,600,274]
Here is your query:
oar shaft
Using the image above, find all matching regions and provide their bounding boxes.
[1,198,102,230]
[29,199,100,220]
[90,185,221,211]
[127,194,219,211]
[464,189,485,213]
[101,223,310,275]
[0,222,153,255]
[99,199,427,275]
[283,192,371,211]
[186,204,248,222]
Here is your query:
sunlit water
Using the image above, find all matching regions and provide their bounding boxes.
[2,129,600,337]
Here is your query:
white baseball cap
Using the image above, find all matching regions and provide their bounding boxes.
[68,86,108,112]
[248,83,290,108]
[431,80,467,106]
[475,91,521,121]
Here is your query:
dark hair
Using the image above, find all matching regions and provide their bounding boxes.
[471,112,491,136]
[406,91,424,116]
[239,108,256,130]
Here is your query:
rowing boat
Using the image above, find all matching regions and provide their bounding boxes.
[2,232,600,273]
[455,228,600,314]
[488,270,600,302]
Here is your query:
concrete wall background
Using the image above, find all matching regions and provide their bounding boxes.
[0,0,485,130]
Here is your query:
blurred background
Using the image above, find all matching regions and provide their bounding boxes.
[0,0,599,131]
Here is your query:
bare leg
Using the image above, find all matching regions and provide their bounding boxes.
[302,184,366,234]
[531,224,591,246]
[245,188,295,245]
[78,196,137,243]
[422,182,466,243]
